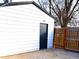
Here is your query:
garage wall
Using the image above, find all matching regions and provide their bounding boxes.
[0,4,54,57]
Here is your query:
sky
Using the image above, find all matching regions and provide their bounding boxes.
[0,0,4,3]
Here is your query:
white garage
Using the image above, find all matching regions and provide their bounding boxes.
[0,1,54,57]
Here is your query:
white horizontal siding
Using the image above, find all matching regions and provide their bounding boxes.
[0,4,54,57]
[0,21,39,56]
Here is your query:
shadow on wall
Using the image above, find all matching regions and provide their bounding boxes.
[48,31,54,48]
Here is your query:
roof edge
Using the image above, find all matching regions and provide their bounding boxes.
[0,1,33,6]
[32,2,55,19]
[0,1,55,19]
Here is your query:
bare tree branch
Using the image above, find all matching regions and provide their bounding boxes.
[68,0,79,18]
[38,0,42,7]
[38,0,79,27]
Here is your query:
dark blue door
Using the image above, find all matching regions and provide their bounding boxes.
[40,23,48,49]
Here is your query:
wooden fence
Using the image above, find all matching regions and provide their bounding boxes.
[54,27,79,51]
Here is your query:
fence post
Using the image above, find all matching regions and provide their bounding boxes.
[63,27,67,49]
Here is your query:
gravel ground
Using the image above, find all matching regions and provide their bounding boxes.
[0,48,79,59]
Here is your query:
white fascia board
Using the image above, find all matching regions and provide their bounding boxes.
[12,0,33,2]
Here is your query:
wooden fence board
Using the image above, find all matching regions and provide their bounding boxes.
[54,28,79,51]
